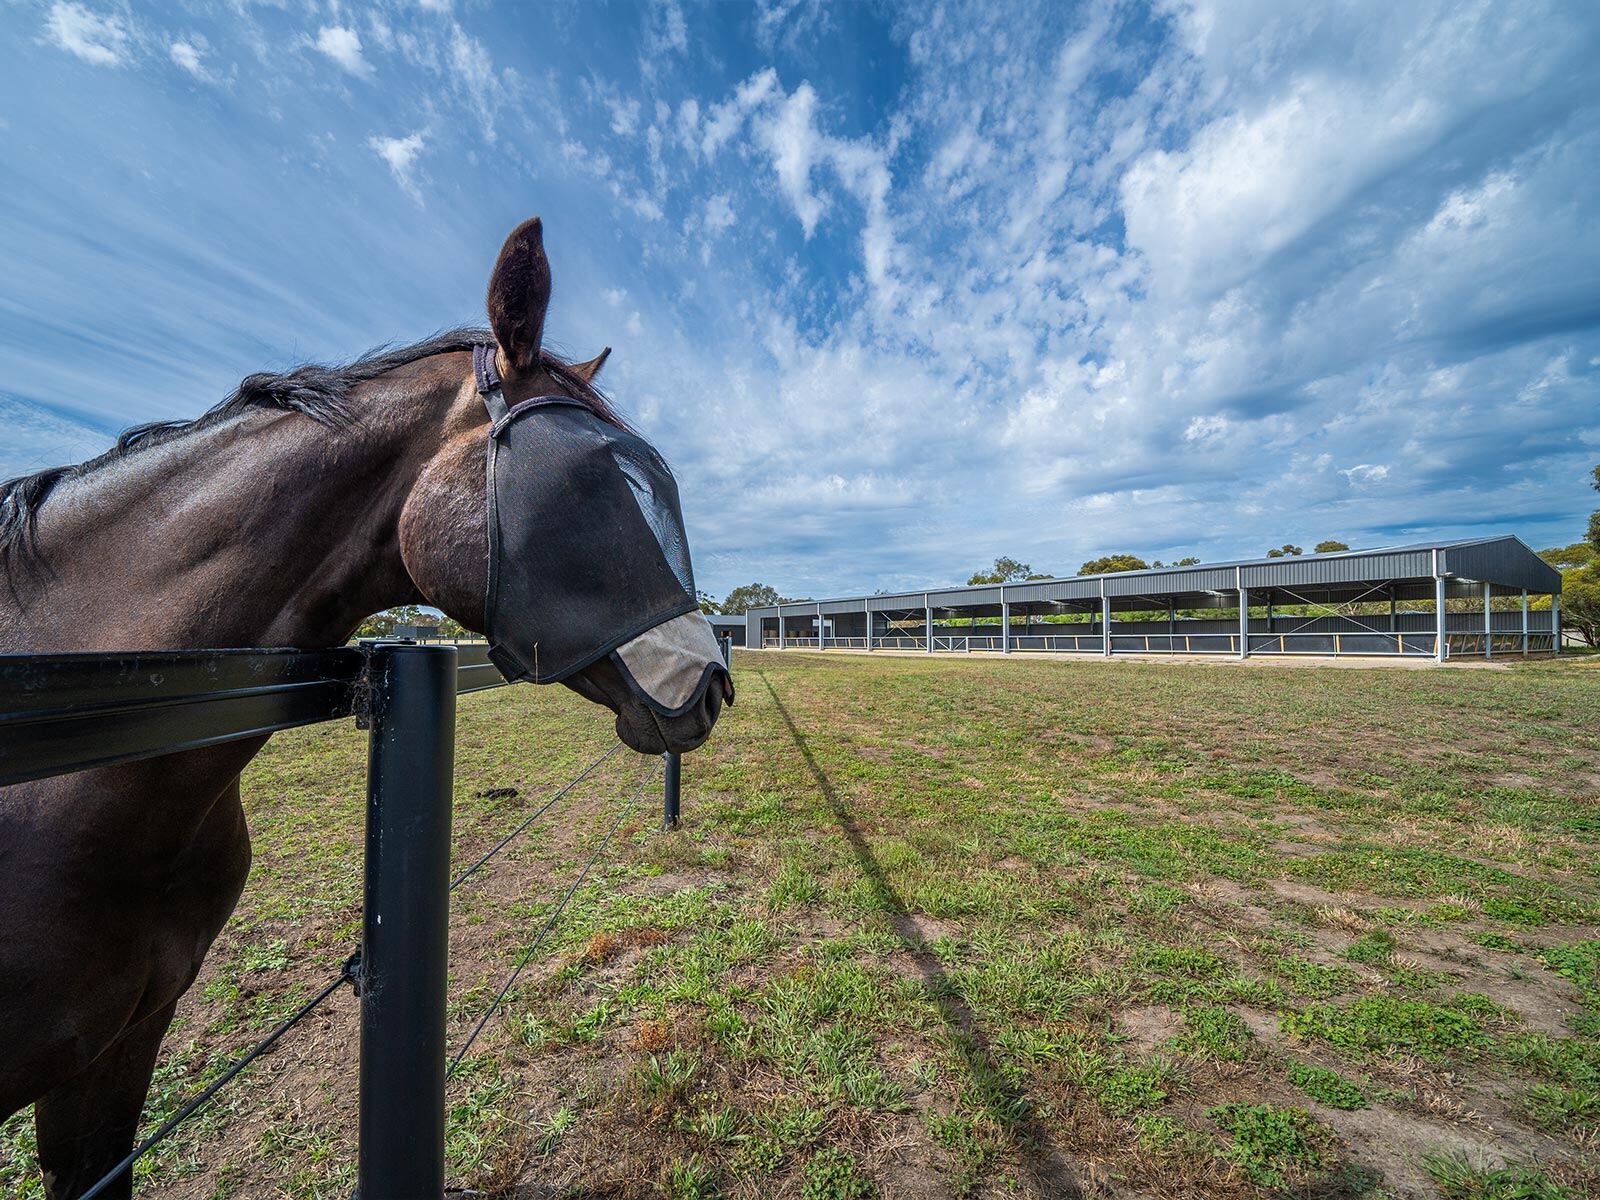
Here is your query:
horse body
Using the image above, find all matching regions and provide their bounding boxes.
[0,219,726,1197]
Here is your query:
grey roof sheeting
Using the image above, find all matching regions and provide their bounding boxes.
[745,536,1560,623]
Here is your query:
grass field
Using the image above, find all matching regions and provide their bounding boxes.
[5,650,1600,1199]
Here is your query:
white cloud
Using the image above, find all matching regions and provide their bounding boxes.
[702,69,778,157]
[675,99,700,149]
[441,22,504,143]
[44,2,131,67]
[753,0,830,54]
[704,193,736,235]
[607,95,641,137]
[621,191,664,222]
[368,131,426,201]
[1184,414,1228,443]
[315,25,372,79]
[11,0,1598,600]
[1118,4,1585,303]
[760,83,827,237]
[168,38,212,81]
[645,0,688,57]
[1341,464,1390,485]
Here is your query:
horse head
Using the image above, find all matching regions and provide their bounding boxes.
[396,218,731,754]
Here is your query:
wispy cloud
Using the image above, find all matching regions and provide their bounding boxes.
[168,36,212,82]
[0,395,114,480]
[4,0,1598,600]
[644,0,688,59]
[314,25,372,79]
[43,2,132,67]
[367,131,427,201]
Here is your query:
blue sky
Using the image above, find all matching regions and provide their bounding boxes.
[2,1,1598,602]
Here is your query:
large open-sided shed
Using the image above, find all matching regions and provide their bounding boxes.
[744,536,1562,662]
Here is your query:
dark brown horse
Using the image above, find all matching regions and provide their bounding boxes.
[0,218,727,1198]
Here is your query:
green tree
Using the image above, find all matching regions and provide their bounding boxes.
[696,590,720,614]
[354,604,426,639]
[967,556,1046,584]
[1150,556,1201,568]
[1589,464,1600,554]
[1079,554,1149,575]
[1541,543,1595,569]
[1266,544,1304,558]
[1562,564,1600,647]
[719,583,796,614]
[1314,540,1350,553]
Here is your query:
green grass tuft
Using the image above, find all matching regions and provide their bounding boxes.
[1282,995,1494,1062]
[1208,1103,1333,1187]
[801,1147,878,1200]
[1422,1149,1576,1200]
[1169,1005,1253,1062]
[1286,1061,1368,1109]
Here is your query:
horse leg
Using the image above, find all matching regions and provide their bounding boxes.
[35,999,177,1200]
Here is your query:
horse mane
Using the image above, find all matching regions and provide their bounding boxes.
[0,327,629,575]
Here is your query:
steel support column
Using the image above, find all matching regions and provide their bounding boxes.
[1001,586,1010,654]
[1483,582,1493,659]
[1554,594,1562,655]
[925,596,933,653]
[1101,589,1112,657]
[1522,590,1529,656]
[817,601,825,651]
[663,752,681,829]
[1238,588,1250,659]
[865,601,873,651]
[1435,574,1448,663]
[357,643,456,1200]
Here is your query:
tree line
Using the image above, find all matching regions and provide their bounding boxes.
[967,541,1351,584]
[1536,464,1600,646]
[353,604,472,640]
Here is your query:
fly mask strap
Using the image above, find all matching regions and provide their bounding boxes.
[472,342,510,425]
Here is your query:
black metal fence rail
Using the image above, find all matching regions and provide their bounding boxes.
[0,646,366,785]
[0,640,687,1199]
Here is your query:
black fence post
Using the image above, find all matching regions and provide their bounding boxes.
[663,752,681,829]
[357,643,457,1200]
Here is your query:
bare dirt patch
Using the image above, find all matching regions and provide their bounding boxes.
[1116,1005,1182,1055]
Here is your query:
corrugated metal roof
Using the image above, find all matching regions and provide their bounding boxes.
[745,535,1559,618]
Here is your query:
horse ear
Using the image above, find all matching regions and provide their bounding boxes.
[571,347,611,383]
[486,217,551,375]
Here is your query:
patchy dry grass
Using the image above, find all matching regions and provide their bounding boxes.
[4,650,1600,1198]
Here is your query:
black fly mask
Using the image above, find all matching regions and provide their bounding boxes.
[474,343,732,715]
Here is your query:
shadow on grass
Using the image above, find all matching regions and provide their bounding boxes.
[757,669,1081,1197]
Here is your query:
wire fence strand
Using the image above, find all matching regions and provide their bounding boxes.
[450,743,623,892]
[80,959,355,1200]
[446,763,656,1078]
[71,743,644,1198]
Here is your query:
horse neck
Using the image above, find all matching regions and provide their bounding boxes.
[6,370,463,653]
